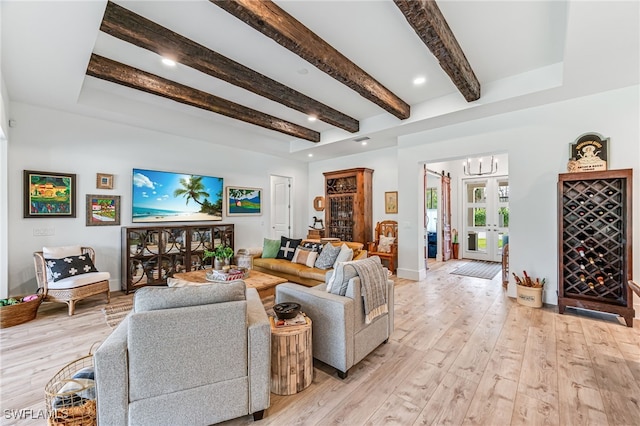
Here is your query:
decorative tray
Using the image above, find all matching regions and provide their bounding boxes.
[206,267,249,282]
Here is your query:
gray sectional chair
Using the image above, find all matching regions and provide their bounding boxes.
[275,268,394,379]
[94,281,270,425]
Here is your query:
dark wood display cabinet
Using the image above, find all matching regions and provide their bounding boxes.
[558,169,634,326]
[121,224,234,293]
[324,168,373,244]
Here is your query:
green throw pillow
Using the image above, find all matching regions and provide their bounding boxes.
[262,238,280,258]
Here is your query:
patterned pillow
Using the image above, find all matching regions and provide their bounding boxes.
[261,238,281,258]
[377,235,396,253]
[302,241,323,253]
[314,243,341,269]
[276,237,302,261]
[47,255,98,282]
[292,247,318,267]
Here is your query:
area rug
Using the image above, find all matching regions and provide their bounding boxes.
[102,295,277,329]
[103,301,133,328]
[451,261,501,280]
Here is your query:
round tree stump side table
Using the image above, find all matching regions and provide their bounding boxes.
[269,316,313,395]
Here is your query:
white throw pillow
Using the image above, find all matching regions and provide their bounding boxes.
[377,236,395,253]
[333,244,353,268]
[43,245,82,259]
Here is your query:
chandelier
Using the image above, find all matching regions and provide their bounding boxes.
[463,156,498,176]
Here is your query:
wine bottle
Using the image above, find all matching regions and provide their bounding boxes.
[577,197,587,205]
[576,246,587,257]
[603,267,614,277]
[594,247,606,258]
[605,216,616,223]
[576,232,588,243]
[594,258,606,268]
[585,191,595,198]
[588,281,595,290]
[578,273,586,282]
[595,273,605,285]
[577,259,588,270]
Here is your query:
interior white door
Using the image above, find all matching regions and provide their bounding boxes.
[270,175,291,239]
[462,177,509,262]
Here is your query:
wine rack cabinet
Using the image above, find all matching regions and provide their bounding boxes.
[121,224,234,293]
[558,169,634,326]
[324,168,373,244]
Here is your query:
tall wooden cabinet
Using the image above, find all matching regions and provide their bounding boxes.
[121,224,234,293]
[323,168,373,243]
[558,169,634,326]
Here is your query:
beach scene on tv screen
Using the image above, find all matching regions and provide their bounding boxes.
[132,169,223,222]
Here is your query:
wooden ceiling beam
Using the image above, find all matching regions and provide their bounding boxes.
[100,1,358,133]
[211,0,411,120]
[394,0,480,102]
[86,54,320,142]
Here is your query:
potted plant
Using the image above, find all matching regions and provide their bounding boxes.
[213,244,234,269]
[202,249,215,269]
[451,229,459,259]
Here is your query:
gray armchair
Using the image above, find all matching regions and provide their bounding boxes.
[275,266,394,379]
[94,281,270,425]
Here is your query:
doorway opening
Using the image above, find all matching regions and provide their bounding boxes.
[423,153,509,268]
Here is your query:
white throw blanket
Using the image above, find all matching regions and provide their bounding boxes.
[350,256,389,324]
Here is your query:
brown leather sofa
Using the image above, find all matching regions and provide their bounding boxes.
[252,240,367,287]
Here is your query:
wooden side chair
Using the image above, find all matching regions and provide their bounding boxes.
[34,246,110,315]
[367,220,398,274]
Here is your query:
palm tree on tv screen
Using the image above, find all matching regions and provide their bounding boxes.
[173,176,210,208]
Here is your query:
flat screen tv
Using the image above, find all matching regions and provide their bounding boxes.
[132,168,223,223]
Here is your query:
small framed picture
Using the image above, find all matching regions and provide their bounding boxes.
[385,191,398,214]
[24,170,76,218]
[96,173,114,189]
[226,186,262,216]
[86,194,121,226]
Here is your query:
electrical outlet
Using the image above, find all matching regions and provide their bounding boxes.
[33,227,55,236]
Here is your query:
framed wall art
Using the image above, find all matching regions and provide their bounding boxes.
[385,191,398,214]
[96,173,114,189]
[86,194,121,226]
[23,170,76,218]
[568,132,609,173]
[226,186,262,216]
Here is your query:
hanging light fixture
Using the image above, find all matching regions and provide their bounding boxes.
[463,156,498,176]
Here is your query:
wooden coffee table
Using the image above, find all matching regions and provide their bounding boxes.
[172,269,287,299]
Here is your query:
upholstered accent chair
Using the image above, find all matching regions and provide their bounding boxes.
[275,264,394,379]
[33,246,110,315]
[367,221,398,274]
[94,282,271,425]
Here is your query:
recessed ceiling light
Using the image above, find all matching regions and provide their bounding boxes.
[413,76,426,86]
[162,58,176,67]
[308,115,317,122]
[308,153,313,157]
[298,68,309,75]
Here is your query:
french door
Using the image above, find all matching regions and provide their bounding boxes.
[462,177,509,262]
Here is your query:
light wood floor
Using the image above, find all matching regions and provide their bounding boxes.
[1,260,638,425]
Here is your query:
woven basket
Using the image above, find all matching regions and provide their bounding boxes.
[0,291,43,328]
[45,350,96,426]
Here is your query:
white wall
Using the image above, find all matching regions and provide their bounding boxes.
[398,85,640,309]
[6,102,308,294]
[307,146,398,241]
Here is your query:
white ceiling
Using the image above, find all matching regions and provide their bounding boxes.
[2,1,638,161]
